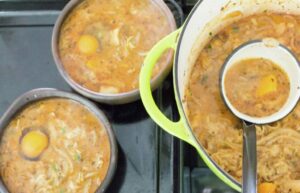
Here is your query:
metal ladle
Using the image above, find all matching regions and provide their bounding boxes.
[220,40,300,193]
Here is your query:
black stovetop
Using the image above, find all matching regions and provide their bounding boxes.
[0,1,239,193]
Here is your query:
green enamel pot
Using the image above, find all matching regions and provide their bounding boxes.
[139,0,300,191]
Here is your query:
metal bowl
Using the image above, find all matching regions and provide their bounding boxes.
[52,0,177,104]
[0,88,117,193]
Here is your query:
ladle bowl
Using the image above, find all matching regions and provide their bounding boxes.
[220,39,300,125]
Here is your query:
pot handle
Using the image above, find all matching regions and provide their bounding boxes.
[139,29,192,144]
[140,30,243,193]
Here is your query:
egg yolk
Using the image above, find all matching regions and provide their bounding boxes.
[258,183,277,193]
[77,34,99,55]
[86,57,99,70]
[256,74,278,97]
[20,130,49,159]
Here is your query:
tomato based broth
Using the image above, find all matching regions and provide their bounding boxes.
[0,99,110,193]
[185,13,300,193]
[224,58,290,117]
[59,0,173,94]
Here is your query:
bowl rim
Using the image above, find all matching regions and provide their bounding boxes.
[51,0,177,104]
[0,88,118,193]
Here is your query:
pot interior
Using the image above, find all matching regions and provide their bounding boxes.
[174,0,300,187]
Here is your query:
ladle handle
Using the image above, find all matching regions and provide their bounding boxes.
[243,122,257,193]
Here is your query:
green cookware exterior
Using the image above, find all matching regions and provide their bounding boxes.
[139,30,242,192]
[139,29,190,144]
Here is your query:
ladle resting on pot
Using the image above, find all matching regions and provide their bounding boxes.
[220,39,300,193]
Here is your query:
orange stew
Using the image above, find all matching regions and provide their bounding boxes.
[59,0,174,94]
[0,99,110,193]
[224,58,290,117]
[186,13,300,193]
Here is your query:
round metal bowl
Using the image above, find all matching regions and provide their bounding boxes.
[52,0,177,104]
[0,88,117,193]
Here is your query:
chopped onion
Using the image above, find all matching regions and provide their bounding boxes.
[111,28,120,46]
